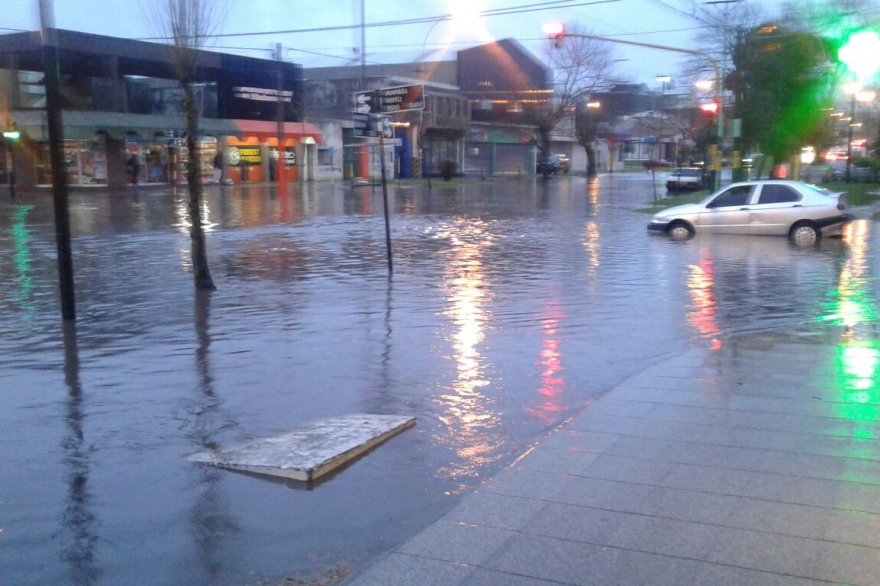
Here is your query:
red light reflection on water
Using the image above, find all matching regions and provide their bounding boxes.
[686,253,722,350]
[526,302,567,424]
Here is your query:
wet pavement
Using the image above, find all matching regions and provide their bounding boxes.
[345,330,880,586]
[1,174,878,585]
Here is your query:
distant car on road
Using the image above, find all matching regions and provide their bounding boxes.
[537,154,571,175]
[647,180,852,245]
[666,167,705,193]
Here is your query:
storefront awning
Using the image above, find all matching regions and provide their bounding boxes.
[232,120,322,143]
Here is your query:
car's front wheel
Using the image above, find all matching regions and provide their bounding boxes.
[789,221,820,246]
[668,221,694,240]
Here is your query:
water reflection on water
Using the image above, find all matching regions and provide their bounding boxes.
[1,178,879,585]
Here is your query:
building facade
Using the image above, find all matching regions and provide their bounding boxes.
[0,29,324,190]
[304,61,469,180]
[458,39,551,175]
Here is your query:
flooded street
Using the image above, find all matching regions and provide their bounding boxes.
[2,175,878,585]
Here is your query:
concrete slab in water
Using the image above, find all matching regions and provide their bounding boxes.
[188,414,416,482]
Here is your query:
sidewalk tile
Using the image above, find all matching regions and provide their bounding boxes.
[605,514,717,559]
[556,477,663,514]
[347,553,473,586]
[525,502,631,543]
[567,413,706,442]
[540,429,623,453]
[515,446,603,475]
[482,533,626,585]
[480,467,575,501]
[694,563,836,585]
[462,569,567,586]
[399,520,515,566]
[444,492,547,531]
[576,453,675,484]
[729,495,880,551]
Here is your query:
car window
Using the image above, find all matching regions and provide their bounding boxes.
[757,184,801,204]
[707,185,754,208]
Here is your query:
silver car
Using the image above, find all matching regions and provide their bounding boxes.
[647,180,852,245]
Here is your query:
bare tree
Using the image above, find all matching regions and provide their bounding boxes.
[146,0,231,291]
[677,1,768,86]
[525,23,615,176]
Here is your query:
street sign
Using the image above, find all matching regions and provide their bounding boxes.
[376,84,425,114]
[352,85,425,116]
[352,91,373,137]
[352,85,424,136]
[353,90,374,114]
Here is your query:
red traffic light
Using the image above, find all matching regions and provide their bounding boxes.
[699,102,719,115]
[542,22,565,48]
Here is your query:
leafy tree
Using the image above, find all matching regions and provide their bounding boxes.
[524,23,615,177]
[147,0,231,291]
[728,24,834,169]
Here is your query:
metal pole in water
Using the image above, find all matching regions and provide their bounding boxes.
[378,117,393,274]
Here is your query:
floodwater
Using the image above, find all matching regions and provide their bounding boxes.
[1,175,878,585]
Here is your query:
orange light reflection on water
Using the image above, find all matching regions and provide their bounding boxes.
[435,221,503,492]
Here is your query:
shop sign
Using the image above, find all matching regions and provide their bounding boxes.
[165,129,186,147]
[227,146,262,165]
[233,86,293,103]
[238,147,262,164]
[270,147,296,165]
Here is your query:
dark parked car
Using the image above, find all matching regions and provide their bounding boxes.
[537,154,571,175]
[666,167,706,193]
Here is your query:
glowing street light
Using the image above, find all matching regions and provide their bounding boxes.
[839,31,880,82]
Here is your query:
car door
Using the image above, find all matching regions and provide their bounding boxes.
[698,184,755,234]
[748,184,803,235]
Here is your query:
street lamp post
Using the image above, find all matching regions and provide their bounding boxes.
[842,84,877,182]
[844,82,859,183]
[838,30,880,183]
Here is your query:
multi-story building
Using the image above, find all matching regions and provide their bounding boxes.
[0,29,325,189]
[304,61,469,180]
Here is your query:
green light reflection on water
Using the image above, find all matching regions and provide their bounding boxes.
[11,204,37,317]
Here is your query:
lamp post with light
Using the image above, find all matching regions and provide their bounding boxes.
[838,30,880,182]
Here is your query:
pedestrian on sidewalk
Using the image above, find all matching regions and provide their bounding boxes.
[213,151,223,183]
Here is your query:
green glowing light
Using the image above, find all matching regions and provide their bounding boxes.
[839,30,880,80]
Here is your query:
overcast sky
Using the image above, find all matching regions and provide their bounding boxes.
[5,0,789,88]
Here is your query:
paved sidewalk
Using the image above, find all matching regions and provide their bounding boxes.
[345,331,880,585]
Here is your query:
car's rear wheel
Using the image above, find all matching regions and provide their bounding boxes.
[789,221,820,246]
[668,221,693,240]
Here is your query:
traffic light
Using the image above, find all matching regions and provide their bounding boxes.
[542,22,565,48]
[838,30,880,80]
[700,102,719,115]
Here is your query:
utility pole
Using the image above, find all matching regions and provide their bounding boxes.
[275,42,287,190]
[40,0,76,321]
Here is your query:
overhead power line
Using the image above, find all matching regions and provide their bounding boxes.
[138,0,622,41]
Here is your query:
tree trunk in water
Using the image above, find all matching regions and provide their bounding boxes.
[585,144,597,177]
[539,128,552,178]
[184,82,216,291]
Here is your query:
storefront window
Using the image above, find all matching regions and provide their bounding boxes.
[37,139,108,186]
